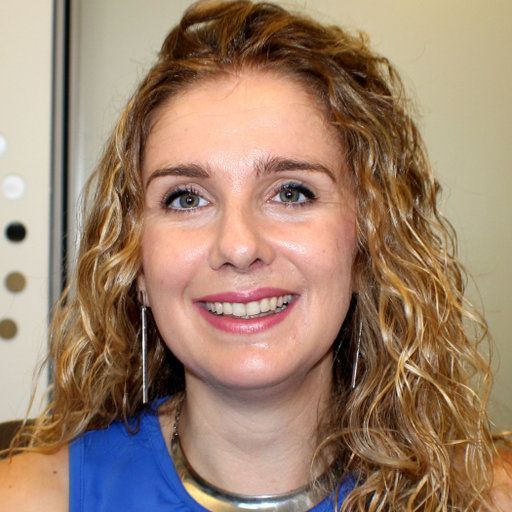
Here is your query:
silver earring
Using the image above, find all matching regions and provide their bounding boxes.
[139,291,149,404]
[350,320,362,389]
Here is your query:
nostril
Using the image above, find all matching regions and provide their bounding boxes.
[221,257,264,272]
[250,258,266,270]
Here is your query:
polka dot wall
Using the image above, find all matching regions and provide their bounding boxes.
[0,2,54,420]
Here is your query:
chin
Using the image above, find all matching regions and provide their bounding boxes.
[186,350,331,398]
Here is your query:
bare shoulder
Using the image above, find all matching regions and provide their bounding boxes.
[0,445,68,512]
[490,448,512,511]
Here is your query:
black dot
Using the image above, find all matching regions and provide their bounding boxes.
[5,222,27,242]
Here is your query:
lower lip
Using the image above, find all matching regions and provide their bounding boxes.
[196,299,298,334]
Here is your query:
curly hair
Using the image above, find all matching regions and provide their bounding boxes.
[13,1,494,510]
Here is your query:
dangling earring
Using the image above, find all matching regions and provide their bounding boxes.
[351,320,362,389]
[139,291,149,404]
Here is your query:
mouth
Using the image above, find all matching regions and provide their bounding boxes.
[195,290,298,334]
[203,294,294,319]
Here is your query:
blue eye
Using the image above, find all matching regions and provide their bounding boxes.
[163,187,208,210]
[274,183,316,205]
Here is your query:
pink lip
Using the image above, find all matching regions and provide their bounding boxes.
[195,297,298,335]
[195,288,294,304]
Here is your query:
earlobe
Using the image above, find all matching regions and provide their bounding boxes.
[138,289,149,307]
[137,274,149,306]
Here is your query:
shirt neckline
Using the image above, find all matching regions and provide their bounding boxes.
[140,397,353,511]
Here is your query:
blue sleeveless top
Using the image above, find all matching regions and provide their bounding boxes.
[69,402,355,511]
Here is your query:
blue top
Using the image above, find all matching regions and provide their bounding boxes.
[69,401,355,511]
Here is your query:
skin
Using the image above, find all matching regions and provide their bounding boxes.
[0,70,510,509]
[0,447,68,511]
[138,71,357,493]
[491,449,512,507]
[139,71,356,396]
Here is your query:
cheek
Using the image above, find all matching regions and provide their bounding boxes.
[305,216,356,311]
[287,215,356,281]
[333,218,357,280]
[140,224,206,299]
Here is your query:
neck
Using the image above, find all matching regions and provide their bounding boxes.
[167,361,332,496]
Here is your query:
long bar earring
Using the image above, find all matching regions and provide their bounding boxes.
[351,320,362,389]
[139,291,149,404]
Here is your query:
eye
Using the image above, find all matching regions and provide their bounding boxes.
[163,187,209,211]
[273,182,316,205]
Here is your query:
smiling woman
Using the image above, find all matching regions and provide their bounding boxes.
[0,1,510,511]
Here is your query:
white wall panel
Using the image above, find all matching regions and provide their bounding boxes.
[0,1,53,420]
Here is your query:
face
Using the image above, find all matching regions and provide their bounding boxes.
[139,71,357,396]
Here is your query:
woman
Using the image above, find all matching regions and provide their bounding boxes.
[1,1,510,510]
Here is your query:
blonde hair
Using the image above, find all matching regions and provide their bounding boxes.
[15,1,494,509]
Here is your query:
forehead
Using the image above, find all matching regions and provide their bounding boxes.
[142,70,345,178]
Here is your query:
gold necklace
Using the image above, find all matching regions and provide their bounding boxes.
[170,402,327,511]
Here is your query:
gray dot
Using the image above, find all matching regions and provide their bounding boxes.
[0,319,17,340]
[5,272,26,293]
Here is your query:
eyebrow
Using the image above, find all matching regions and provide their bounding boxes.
[146,163,210,188]
[145,156,337,188]
[255,156,337,182]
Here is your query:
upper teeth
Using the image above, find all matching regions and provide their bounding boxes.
[205,294,293,317]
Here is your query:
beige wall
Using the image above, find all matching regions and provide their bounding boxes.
[0,1,53,420]
[68,0,511,430]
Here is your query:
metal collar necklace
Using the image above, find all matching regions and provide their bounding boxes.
[170,402,327,512]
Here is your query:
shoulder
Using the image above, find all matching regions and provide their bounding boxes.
[489,448,512,511]
[0,445,68,512]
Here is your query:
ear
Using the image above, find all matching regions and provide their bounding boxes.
[137,274,149,306]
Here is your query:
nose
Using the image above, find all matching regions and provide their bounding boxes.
[208,204,275,272]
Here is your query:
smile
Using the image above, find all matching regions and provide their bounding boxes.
[204,294,293,319]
